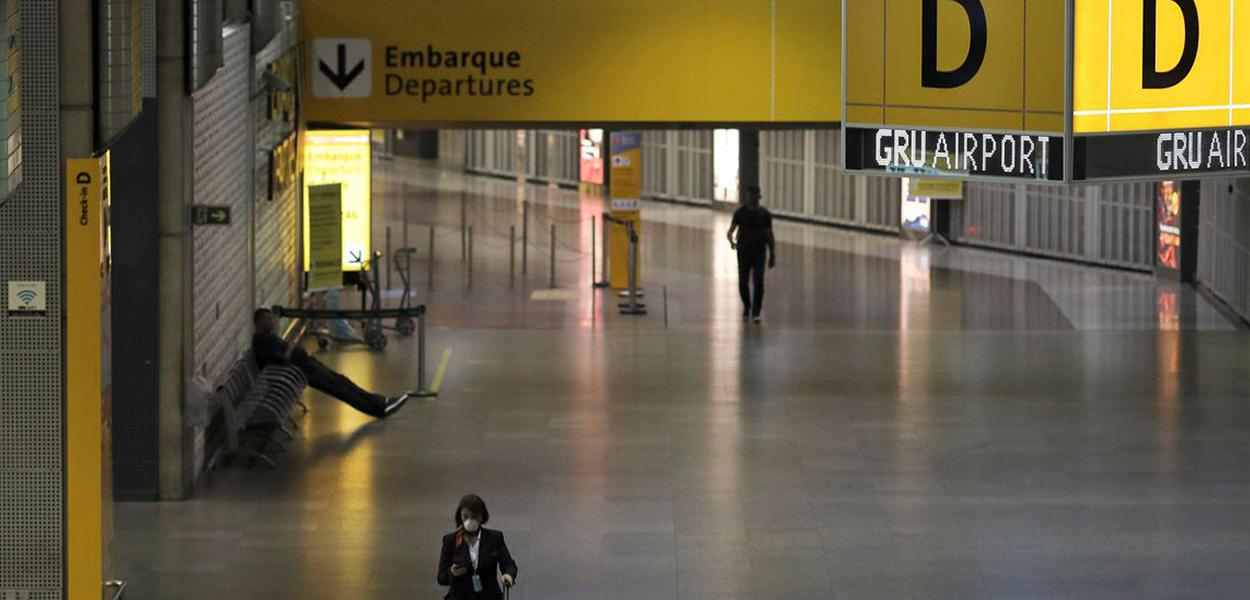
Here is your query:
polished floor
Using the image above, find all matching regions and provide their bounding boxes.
[115,162,1250,600]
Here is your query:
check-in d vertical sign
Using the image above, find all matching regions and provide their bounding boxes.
[65,155,112,600]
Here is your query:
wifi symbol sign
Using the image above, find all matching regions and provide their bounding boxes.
[9,282,45,312]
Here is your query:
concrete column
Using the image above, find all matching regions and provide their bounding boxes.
[157,0,193,500]
[224,0,249,21]
[739,129,760,191]
[60,0,94,155]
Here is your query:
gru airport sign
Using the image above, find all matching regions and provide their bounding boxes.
[843,0,1250,183]
[300,0,841,126]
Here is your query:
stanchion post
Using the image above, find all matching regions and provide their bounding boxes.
[620,223,647,315]
[386,226,393,291]
[510,225,516,286]
[468,226,474,288]
[418,308,426,389]
[591,215,597,284]
[549,223,557,288]
[402,181,410,250]
[522,200,529,274]
[593,214,611,288]
[412,306,437,398]
[427,225,435,292]
[461,192,467,263]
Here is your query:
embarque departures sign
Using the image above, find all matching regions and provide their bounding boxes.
[843,0,1250,183]
[300,0,841,125]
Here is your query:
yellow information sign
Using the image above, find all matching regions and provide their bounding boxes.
[308,183,345,290]
[609,132,643,289]
[845,0,1065,132]
[65,154,113,600]
[910,178,965,199]
[1075,0,1250,133]
[301,0,840,125]
[303,130,371,271]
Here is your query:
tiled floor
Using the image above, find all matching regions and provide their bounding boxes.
[114,162,1250,600]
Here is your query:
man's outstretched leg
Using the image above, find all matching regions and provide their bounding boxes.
[301,357,407,418]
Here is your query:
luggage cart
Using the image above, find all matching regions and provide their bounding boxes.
[389,247,418,337]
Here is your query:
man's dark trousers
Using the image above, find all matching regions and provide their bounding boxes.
[738,247,767,316]
[301,358,388,417]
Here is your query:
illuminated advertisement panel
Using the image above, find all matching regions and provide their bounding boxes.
[1156,180,1181,270]
[579,129,604,185]
[303,130,371,272]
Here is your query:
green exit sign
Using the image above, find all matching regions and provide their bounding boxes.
[191,205,231,226]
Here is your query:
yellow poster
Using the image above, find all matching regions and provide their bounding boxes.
[910,178,964,199]
[303,130,371,271]
[846,0,1065,132]
[1075,0,1250,133]
[308,183,345,290]
[65,153,112,600]
[609,132,643,289]
[301,0,840,125]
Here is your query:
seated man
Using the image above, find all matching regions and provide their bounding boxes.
[252,308,408,418]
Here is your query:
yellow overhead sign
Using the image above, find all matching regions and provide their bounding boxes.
[1074,0,1250,133]
[300,0,840,125]
[303,130,371,272]
[845,0,1065,132]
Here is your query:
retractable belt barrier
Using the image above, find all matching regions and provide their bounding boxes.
[273,304,438,398]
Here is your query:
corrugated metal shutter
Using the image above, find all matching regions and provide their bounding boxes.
[761,130,806,216]
[1093,182,1154,268]
[191,25,252,413]
[952,181,1153,270]
[96,0,143,143]
[528,129,577,186]
[674,131,713,203]
[862,176,901,231]
[953,182,1016,248]
[761,130,898,232]
[812,130,856,223]
[642,131,669,198]
[1198,178,1250,320]
[640,130,712,204]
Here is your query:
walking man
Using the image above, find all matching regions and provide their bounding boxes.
[727,185,776,323]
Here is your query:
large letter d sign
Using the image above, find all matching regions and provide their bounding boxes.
[922,0,988,89]
[1142,0,1199,89]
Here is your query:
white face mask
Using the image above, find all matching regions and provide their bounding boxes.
[463,518,480,533]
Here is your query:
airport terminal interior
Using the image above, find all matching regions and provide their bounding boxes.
[6,2,1250,600]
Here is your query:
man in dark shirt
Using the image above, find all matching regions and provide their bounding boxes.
[727,186,776,323]
[253,308,408,418]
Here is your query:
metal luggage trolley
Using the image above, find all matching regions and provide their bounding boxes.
[388,247,419,337]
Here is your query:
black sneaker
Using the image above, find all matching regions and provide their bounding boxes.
[752,315,762,324]
[382,394,410,417]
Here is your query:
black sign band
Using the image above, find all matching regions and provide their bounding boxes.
[1075,128,1250,180]
[845,127,1064,181]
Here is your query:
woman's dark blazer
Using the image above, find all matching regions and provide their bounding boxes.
[438,528,518,600]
